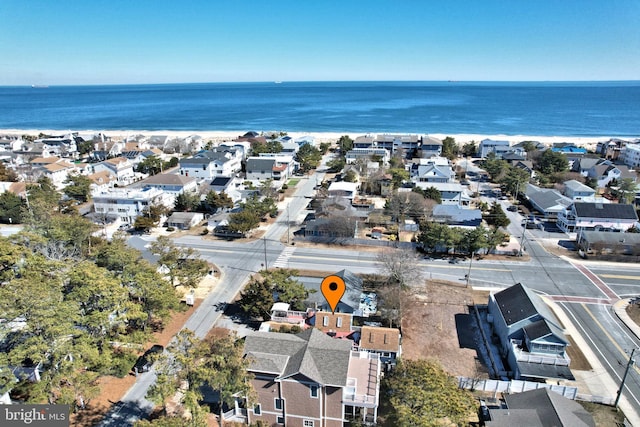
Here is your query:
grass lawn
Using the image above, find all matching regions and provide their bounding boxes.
[287,178,301,186]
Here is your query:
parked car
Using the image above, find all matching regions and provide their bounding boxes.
[507,205,518,212]
[133,345,164,373]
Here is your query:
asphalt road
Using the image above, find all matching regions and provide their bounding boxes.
[101,155,640,425]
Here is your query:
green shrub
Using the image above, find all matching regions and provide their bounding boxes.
[166,226,175,232]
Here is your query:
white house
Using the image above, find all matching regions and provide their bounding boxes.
[245,154,296,181]
[557,202,639,233]
[410,157,455,184]
[621,143,640,168]
[179,148,242,180]
[93,187,173,224]
[345,148,390,165]
[92,157,136,185]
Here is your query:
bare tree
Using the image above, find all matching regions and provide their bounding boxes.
[376,247,423,289]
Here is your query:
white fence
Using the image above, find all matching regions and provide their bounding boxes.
[458,377,615,405]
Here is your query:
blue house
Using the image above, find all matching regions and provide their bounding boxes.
[488,283,573,381]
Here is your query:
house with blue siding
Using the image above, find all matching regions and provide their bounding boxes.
[487,283,573,381]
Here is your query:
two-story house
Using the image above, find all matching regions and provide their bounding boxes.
[345,148,390,165]
[562,180,596,201]
[92,157,136,185]
[587,163,636,189]
[92,187,173,224]
[419,136,443,158]
[488,283,572,381]
[410,157,455,184]
[557,202,638,233]
[621,143,640,168]
[179,148,241,179]
[245,155,296,182]
[241,328,381,427]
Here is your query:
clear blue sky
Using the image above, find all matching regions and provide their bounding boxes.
[1,0,638,85]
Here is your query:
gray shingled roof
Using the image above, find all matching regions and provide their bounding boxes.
[244,328,352,387]
[493,283,560,328]
[563,179,595,193]
[143,173,196,186]
[523,319,568,345]
[504,388,594,426]
[573,202,638,220]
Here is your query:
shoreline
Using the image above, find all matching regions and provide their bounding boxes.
[1,128,637,149]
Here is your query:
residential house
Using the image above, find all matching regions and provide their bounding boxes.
[92,157,136,185]
[92,187,173,224]
[241,328,381,427]
[136,173,198,197]
[165,212,204,230]
[488,283,573,381]
[556,202,638,233]
[511,160,535,178]
[486,387,594,427]
[524,184,572,219]
[410,157,455,184]
[478,139,520,159]
[597,138,632,161]
[587,162,636,189]
[576,230,640,256]
[353,134,421,156]
[562,180,596,201]
[121,149,164,167]
[179,148,241,180]
[245,155,295,182]
[33,135,78,158]
[87,170,117,192]
[550,144,587,155]
[327,182,360,201]
[29,157,78,188]
[414,182,468,206]
[304,270,372,316]
[419,136,443,158]
[356,326,401,370]
[432,204,482,226]
[501,152,526,162]
[571,157,605,176]
[295,135,316,146]
[345,148,390,165]
[205,176,245,205]
[218,141,251,160]
[621,143,640,168]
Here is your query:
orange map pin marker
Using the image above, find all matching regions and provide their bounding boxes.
[321,275,346,314]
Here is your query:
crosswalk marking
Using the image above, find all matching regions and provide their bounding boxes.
[272,246,296,268]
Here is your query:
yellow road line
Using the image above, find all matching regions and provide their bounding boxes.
[600,274,640,280]
[582,304,637,373]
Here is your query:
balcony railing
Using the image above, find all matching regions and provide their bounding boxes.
[222,408,247,422]
[511,340,571,366]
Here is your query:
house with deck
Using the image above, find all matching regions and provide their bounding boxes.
[488,283,573,381]
[238,328,381,427]
[557,202,638,233]
[179,148,242,180]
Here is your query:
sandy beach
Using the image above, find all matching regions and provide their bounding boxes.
[2,128,637,150]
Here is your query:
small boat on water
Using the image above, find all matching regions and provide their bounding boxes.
[31,84,49,88]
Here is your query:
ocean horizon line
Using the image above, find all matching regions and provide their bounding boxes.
[3,79,640,88]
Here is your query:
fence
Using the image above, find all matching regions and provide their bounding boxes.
[458,377,615,405]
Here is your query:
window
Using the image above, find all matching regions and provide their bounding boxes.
[253,404,261,415]
[275,398,284,410]
[277,416,284,424]
[323,316,328,327]
[303,420,314,427]
[336,317,343,328]
[310,385,319,398]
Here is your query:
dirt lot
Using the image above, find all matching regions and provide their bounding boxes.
[401,279,487,378]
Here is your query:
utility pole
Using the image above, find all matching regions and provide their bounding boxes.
[615,348,636,407]
[263,237,268,270]
[287,205,290,245]
[465,252,474,287]
[518,218,527,257]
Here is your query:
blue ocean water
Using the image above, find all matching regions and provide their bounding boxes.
[0,81,638,136]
